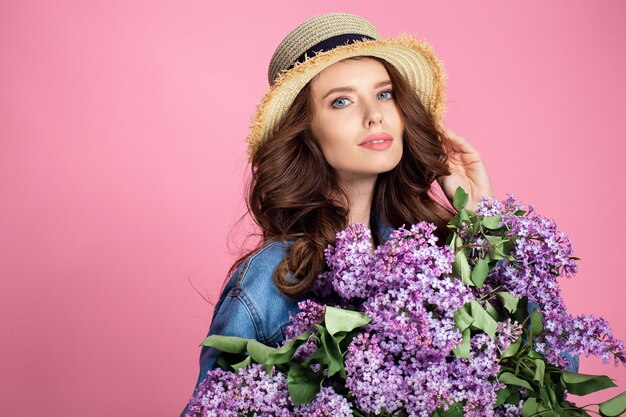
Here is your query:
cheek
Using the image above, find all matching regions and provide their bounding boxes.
[313,122,350,157]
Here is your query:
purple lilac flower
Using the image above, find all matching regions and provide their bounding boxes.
[494,400,524,417]
[285,299,325,339]
[444,329,518,417]
[185,368,242,417]
[474,194,626,367]
[368,222,444,291]
[324,223,376,300]
[403,360,455,417]
[344,332,408,415]
[538,311,626,367]
[327,220,508,416]
[362,284,432,355]
[476,195,504,217]
[237,364,293,416]
[497,319,524,351]
[194,193,624,416]
[185,365,295,417]
[293,386,353,417]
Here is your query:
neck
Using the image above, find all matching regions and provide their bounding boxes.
[339,174,377,227]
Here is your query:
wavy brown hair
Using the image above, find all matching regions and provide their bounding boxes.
[226,56,457,300]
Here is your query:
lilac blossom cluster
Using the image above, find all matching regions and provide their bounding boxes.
[185,364,352,417]
[285,299,326,362]
[188,193,625,416]
[475,194,626,368]
[304,222,522,416]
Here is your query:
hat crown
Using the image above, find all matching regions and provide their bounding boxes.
[267,13,380,85]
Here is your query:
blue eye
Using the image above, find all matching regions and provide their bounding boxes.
[331,97,351,109]
[330,90,394,109]
[378,90,394,100]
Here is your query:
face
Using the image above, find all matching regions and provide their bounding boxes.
[309,57,404,183]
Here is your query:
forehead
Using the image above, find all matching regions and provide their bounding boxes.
[309,57,390,93]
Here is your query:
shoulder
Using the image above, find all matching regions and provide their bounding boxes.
[232,240,303,346]
[237,240,293,287]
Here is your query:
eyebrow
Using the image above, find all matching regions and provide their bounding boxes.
[321,80,393,101]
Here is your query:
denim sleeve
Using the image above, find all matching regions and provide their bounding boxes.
[179,289,258,417]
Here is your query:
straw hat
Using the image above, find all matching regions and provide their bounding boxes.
[246,12,447,160]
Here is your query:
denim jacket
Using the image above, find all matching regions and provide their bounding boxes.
[179,215,393,416]
[180,215,577,416]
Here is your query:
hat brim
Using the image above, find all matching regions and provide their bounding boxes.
[247,34,447,160]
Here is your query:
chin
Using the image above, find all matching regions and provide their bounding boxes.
[375,153,403,171]
[368,158,402,174]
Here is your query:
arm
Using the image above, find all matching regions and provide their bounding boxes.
[180,290,258,417]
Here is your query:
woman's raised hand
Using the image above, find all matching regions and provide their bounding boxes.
[436,127,494,212]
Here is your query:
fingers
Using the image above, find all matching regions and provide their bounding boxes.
[442,127,479,155]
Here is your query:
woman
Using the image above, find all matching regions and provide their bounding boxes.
[181,12,494,416]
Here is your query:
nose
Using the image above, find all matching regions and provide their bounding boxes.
[363,99,383,128]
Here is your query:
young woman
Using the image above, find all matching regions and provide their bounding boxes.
[181,12,494,416]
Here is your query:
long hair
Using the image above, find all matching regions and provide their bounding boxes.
[226,56,456,299]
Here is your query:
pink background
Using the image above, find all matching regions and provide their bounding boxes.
[1,1,625,416]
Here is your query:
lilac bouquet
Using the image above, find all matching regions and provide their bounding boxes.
[187,187,626,417]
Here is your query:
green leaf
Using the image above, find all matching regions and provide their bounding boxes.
[352,409,368,417]
[530,309,543,337]
[533,358,546,387]
[562,372,617,396]
[482,215,503,230]
[599,390,626,416]
[459,209,471,224]
[521,397,538,417]
[512,297,530,324]
[453,250,473,286]
[301,346,330,368]
[200,334,250,353]
[471,258,489,287]
[448,213,461,229]
[486,235,506,260]
[324,306,370,336]
[453,328,471,359]
[448,231,458,251]
[499,372,535,392]
[502,238,515,255]
[436,401,464,417]
[319,324,343,377]
[453,186,469,211]
[231,355,251,371]
[494,386,512,407]
[470,300,498,337]
[485,302,502,321]
[497,291,520,314]
[287,363,321,405]
[247,339,277,364]
[453,305,474,331]
[485,235,503,247]
[216,354,233,370]
[267,331,312,364]
[501,337,521,359]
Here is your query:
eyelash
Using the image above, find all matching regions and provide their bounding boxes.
[331,90,394,109]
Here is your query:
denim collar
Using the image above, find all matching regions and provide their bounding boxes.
[371,209,394,244]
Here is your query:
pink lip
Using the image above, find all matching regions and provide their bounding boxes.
[359,133,393,150]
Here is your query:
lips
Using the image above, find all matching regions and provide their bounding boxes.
[359,133,393,146]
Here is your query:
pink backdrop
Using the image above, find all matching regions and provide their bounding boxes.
[1,1,625,416]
